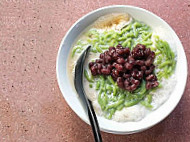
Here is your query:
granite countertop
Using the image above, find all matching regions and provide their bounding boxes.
[0,0,190,141]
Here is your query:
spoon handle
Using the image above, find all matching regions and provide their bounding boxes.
[88,102,102,142]
[81,88,102,142]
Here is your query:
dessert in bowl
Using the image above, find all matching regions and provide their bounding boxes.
[56,5,187,134]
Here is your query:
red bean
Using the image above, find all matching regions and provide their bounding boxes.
[97,63,102,70]
[128,56,135,65]
[117,77,124,88]
[141,66,146,71]
[132,49,143,59]
[124,79,130,87]
[131,70,138,78]
[123,48,130,55]
[109,46,115,51]
[112,62,117,67]
[136,44,146,50]
[145,57,153,66]
[101,68,111,75]
[89,62,94,68]
[123,73,131,79]
[115,64,124,72]
[100,53,104,59]
[108,47,116,56]
[104,51,109,56]
[94,64,98,69]
[145,70,152,76]
[146,74,157,81]
[111,69,120,80]
[132,44,146,59]
[145,48,151,57]
[146,82,152,90]
[107,64,113,70]
[150,51,155,59]
[117,57,125,64]
[136,60,145,66]
[105,55,112,63]
[125,62,133,70]
[149,65,155,73]
[90,65,97,76]
[96,59,103,63]
[125,86,131,91]
[116,48,124,55]
[112,69,120,77]
[116,44,122,48]
[130,84,138,91]
[134,80,140,86]
[146,81,159,90]
[136,71,143,80]
[112,52,119,60]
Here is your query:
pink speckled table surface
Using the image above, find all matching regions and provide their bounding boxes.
[0,0,190,141]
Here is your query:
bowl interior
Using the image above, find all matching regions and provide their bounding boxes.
[56,5,187,134]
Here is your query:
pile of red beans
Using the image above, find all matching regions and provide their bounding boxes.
[89,44,159,91]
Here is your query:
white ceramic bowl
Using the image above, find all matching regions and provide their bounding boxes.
[56,5,187,134]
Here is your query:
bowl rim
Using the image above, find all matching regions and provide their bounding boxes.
[56,5,188,134]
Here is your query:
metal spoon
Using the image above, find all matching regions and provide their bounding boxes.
[74,46,102,142]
